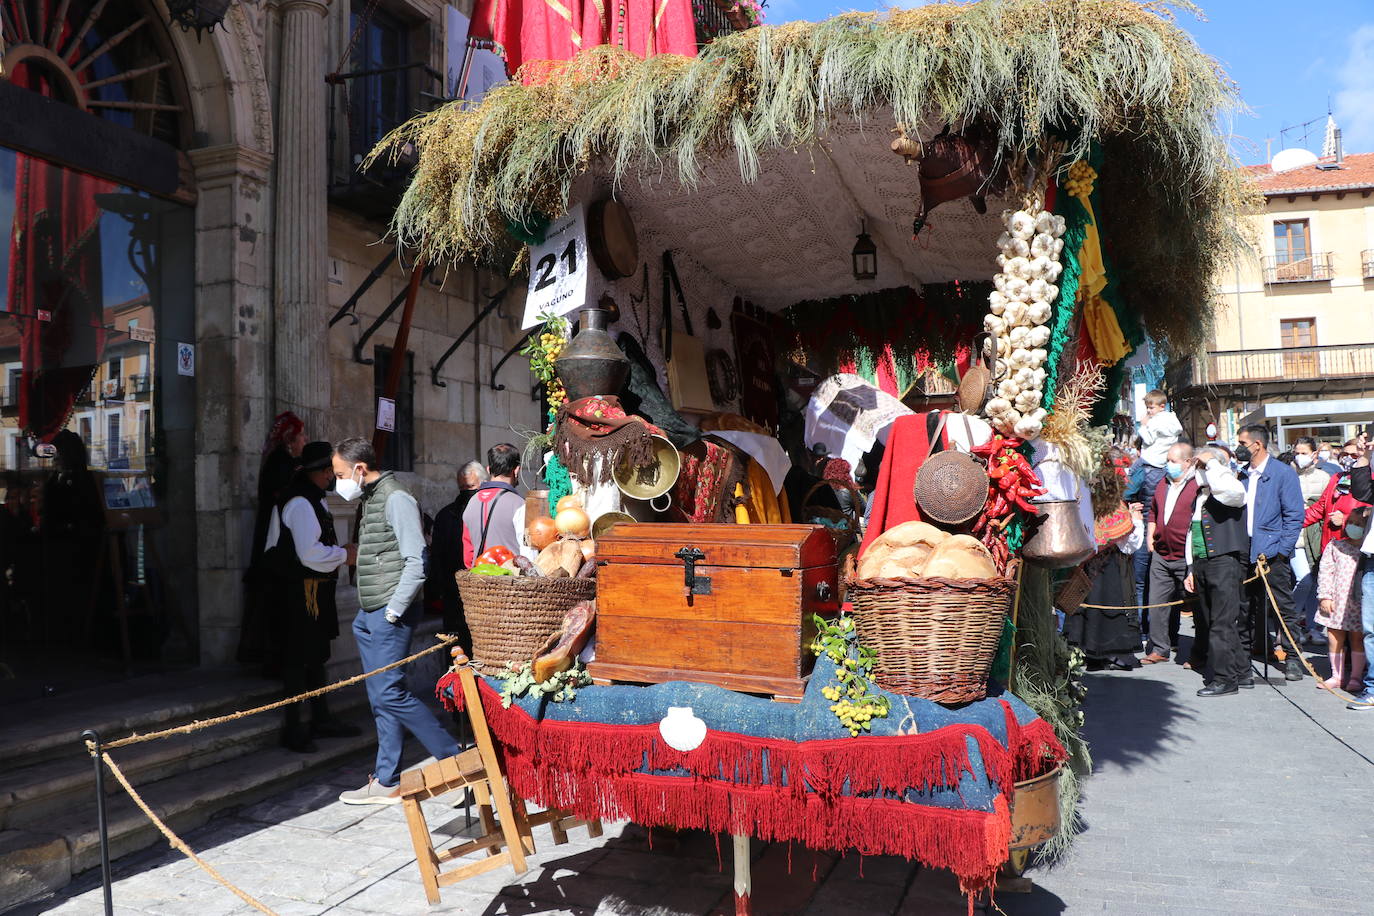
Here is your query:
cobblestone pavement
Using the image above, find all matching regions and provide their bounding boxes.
[22,635,1374,915]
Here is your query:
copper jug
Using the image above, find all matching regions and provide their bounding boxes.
[1021,499,1096,568]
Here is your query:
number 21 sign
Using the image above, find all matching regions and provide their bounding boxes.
[521,203,588,328]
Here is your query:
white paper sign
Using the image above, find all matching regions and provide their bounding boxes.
[376,396,396,432]
[522,203,588,328]
[176,343,195,377]
[129,326,155,343]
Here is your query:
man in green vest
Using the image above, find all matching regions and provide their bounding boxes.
[331,438,461,804]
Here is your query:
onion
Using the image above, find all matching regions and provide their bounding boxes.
[555,494,583,514]
[555,507,590,537]
[527,515,558,550]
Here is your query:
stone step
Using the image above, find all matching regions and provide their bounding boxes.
[0,724,378,912]
[0,685,369,833]
[0,670,286,772]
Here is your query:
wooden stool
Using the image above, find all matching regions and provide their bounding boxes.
[399,654,602,904]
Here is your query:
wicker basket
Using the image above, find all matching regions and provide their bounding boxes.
[1053,568,1092,616]
[845,574,1016,704]
[456,572,596,675]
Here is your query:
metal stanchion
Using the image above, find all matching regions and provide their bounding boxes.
[81,729,114,916]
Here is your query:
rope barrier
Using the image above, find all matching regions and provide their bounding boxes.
[1254,557,1374,708]
[93,634,459,751]
[1070,570,1260,612]
[101,752,277,915]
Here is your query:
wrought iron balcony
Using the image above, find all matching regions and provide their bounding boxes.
[128,374,152,397]
[1262,252,1333,285]
[694,0,757,47]
[1169,342,1374,389]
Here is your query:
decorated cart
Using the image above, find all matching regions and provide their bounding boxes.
[378,0,1248,909]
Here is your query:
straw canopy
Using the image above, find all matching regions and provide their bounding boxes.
[375,0,1255,354]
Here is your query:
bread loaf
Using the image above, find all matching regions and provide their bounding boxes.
[921,534,997,580]
[857,521,949,578]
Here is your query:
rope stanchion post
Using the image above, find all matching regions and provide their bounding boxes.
[80,729,114,916]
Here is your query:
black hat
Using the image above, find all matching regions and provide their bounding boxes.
[299,441,334,471]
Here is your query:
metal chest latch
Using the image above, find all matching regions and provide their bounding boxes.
[673,546,712,600]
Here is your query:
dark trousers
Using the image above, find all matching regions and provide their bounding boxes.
[353,605,461,787]
[281,578,334,731]
[1146,553,1187,656]
[1194,552,1243,684]
[1244,554,1301,662]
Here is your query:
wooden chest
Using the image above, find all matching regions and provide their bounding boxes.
[588,524,839,701]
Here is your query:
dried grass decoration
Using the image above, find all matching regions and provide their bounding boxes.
[372,0,1257,359]
[1040,362,1107,480]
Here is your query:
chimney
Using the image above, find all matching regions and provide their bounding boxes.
[1336,127,1345,166]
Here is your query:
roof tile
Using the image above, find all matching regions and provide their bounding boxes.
[1246,151,1374,195]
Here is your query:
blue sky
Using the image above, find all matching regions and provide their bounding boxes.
[766,1,1374,165]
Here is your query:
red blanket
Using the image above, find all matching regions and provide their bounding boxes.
[858,413,943,557]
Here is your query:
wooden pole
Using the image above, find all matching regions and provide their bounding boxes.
[372,257,425,458]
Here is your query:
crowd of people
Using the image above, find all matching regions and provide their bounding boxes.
[1069,391,1374,710]
[240,413,533,805]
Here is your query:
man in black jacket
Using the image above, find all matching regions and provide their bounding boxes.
[1182,446,1250,696]
[430,461,485,651]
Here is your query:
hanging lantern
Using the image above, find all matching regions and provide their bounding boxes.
[166,0,234,39]
[851,221,877,281]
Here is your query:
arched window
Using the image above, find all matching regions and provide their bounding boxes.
[1,0,191,148]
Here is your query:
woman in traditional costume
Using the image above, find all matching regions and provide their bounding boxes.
[1064,501,1145,670]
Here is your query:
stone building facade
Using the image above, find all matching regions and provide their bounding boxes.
[1,0,540,675]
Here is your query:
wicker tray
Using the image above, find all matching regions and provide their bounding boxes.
[456,571,596,676]
[845,574,1016,704]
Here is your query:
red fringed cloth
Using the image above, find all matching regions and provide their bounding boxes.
[553,395,663,485]
[437,674,1065,898]
[669,437,750,523]
[857,413,943,558]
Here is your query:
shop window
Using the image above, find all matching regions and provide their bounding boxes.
[373,345,415,472]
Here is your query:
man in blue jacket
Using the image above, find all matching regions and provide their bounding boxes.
[1236,425,1307,682]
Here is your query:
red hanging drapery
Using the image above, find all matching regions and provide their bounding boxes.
[5,51,112,441]
[469,0,700,82]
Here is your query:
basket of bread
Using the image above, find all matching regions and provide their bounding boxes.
[848,521,1016,704]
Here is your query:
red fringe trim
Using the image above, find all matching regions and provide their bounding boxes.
[438,679,1067,895]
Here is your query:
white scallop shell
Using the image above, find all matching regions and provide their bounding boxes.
[1027,326,1051,348]
[983,314,1007,336]
[1027,301,1052,325]
[1009,211,1036,240]
[1034,211,1056,235]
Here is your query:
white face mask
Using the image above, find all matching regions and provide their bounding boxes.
[1294,453,1313,469]
[1318,450,1331,462]
[335,466,365,501]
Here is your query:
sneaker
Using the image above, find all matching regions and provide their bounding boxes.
[1284,659,1304,682]
[339,777,402,805]
[1346,692,1374,711]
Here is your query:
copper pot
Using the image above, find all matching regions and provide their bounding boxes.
[1009,764,1063,850]
[1021,499,1096,568]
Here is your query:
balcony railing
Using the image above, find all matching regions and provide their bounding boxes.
[1363,250,1374,280]
[1262,253,1333,284]
[128,374,152,397]
[1169,342,1374,389]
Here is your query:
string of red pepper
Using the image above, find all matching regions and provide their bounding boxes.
[971,434,1046,569]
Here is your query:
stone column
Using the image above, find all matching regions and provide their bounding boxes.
[272,0,331,416]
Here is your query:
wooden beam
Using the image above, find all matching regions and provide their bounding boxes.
[372,258,426,458]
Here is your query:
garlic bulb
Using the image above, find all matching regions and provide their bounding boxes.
[1006,256,1031,280]
[1031,368,1047,387]
[1028,279,1052,302]
[1008,326,1030,349]
[996,231,1013,252]
[1028,256,1052,279]
[1014,416,1043,439]
[1010,347,1032,369]
[1015,390,1041,412]
[1003,301,1028,327]
[998,379,1022,400]
[1030,233,1056,257]
[996,338,1010,358]
[1027,300,1052,325]
[1009,211,1035,239]
[1013,366,1036,387]
[983,314,1007,336]
[1052,214,1067,236]
[1027,326,1051,348]
[986,397,1012,417]
[1034,210,1056,235]
[1031,347,1048,365]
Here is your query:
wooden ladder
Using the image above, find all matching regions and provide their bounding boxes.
[399,653,602,904]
